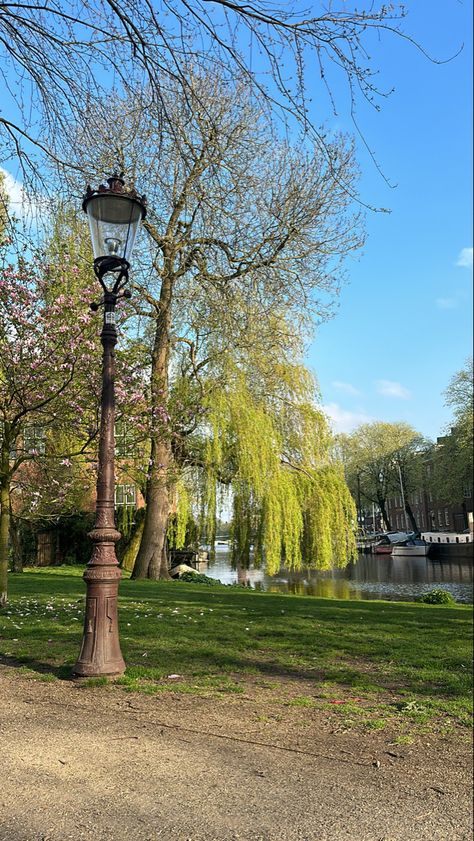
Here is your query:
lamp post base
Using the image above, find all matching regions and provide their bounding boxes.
[73,565,125,677]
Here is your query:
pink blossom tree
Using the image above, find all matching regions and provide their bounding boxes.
[0,210,152,604]
[0,213,124,594]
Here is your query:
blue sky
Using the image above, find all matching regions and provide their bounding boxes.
[307,2,473,439]
[1,2,472,441]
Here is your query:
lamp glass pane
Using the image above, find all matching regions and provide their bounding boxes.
[85,194,144,262]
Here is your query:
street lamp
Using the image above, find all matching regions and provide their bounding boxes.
[73,174,146,677]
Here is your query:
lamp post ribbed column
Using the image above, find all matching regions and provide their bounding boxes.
[73,293,124,676]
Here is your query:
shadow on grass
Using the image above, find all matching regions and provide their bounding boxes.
[0,652,73,680]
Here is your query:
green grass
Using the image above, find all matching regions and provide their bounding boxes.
[1,566,472,733]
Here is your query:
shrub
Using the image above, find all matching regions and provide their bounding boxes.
[178,571,222,586]
[418,589,456,604]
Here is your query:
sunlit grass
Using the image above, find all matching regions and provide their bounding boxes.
[1,566,472,733]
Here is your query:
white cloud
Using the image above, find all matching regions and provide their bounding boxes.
[323,402,373,434]
[376,380,411,399]
[456,247,473,268]
[0,167,47,222]
[435,297,458,310]
[1,168,29,209]
[331,380,361,397]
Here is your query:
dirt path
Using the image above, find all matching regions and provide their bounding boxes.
[0,666,472,841]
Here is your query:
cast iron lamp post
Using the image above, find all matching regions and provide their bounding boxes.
[73,174,146,677]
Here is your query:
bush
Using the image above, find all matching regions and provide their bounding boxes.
[418,589,456,604]
[178,571,222,586]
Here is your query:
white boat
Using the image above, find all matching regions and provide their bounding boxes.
[421,531,473,559]
[392,538,430,557]
[421,530,473,545]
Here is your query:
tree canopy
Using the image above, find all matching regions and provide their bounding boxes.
[339,421,429,531]
[431,358,474,505]
[0,2,445,194]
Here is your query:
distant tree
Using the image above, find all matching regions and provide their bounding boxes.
[340,422,429,531]
[432,358,473,505]
[386,425,429,531]
[445,357,473,433]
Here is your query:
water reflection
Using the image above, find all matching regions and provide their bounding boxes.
[205,550,473,603]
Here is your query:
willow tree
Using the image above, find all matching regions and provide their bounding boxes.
[169,336,358,572]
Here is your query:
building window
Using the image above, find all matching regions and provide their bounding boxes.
[115,422,134,458]
[463,486,472,499]
[444,509,450,527]
[437,510,443,528]
[23,425,46,455]
[115,485,136,506]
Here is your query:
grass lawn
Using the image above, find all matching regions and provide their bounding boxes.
[1,566,472,739]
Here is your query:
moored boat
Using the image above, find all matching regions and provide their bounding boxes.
[373,542,393,554]
[421,531,473,560]
[392,537,430,557]
[371,531,412,554]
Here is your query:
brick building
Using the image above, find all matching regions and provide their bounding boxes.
[386,488,472,534]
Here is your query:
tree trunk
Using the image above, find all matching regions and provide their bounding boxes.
[378,496,391,531]
[132,271,173,580]
[120,516,145,572]
[0,479,10,607]
[405,502,418,533]
[132,444,171,580]
[9,514,23,573]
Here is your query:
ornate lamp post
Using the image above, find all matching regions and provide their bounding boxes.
[73,174,146,677]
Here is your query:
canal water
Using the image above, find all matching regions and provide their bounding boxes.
[203,547,473,603]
